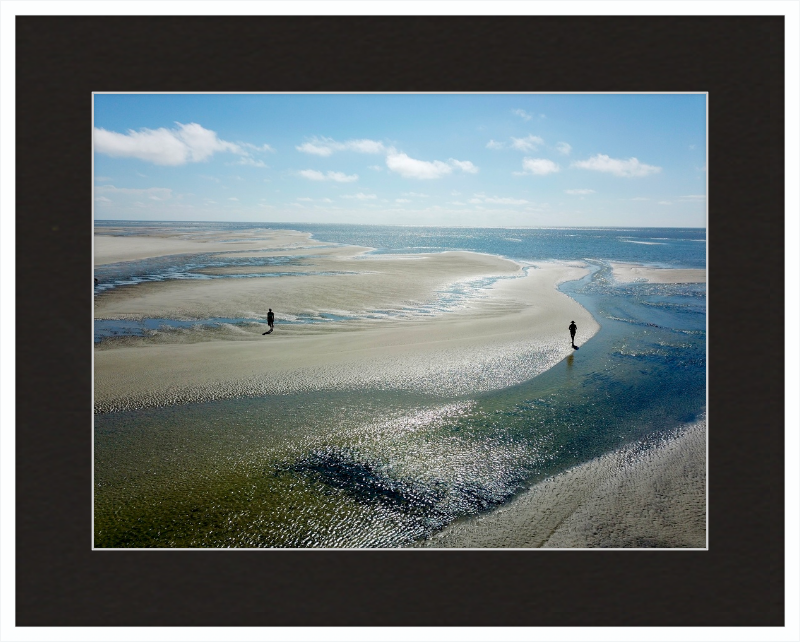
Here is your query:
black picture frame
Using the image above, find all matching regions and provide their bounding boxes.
[15,15,784,627]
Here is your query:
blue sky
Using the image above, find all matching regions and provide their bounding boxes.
[93,93,706,227]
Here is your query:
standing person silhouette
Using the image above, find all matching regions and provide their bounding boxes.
[569,320,577,347]
[263,308,275,335]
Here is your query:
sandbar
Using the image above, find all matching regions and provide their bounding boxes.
[94,238,598,412]
[422,417,706,548]
[610,262,706,284]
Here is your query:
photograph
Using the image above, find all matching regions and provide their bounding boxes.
[93,92,708,549]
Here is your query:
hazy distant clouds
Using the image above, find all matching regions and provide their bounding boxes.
[298,169,358,182]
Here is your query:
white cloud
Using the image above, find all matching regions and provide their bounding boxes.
[298,169,358,182]
[571,154,661,177]
[518,158,560,176]
[555,142,572,155]
[658,201,672,205]
[369,165,383,171]
[486,139,505,150]
[512,109,533,121]
[237,157,267,168]
[296,141,334,156]
[403,192,429,198]
[629,197,650,201]
[94,196,112,204]
[386,152,452,179]
[327,171,359,183]
[680,194,706,200]
[93,122,268,166]
[228,197,239,201]
[449,159,479,174]
[296,136,386,156]
[565,189,595,195]
[395,198,411,203]
[510,135,544,152]
[296,197,314,201]
[342,192,377,200]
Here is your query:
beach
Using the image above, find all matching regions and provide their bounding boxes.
[94,229,598,412]
[94,224,706,548]
[422,417,706,548]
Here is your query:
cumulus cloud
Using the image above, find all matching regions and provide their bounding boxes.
[680,194,706,200]
[449,159,479,174]
[512,109,533,121]
[296,136,386,156]
[565,188,595,195]
[571,154,661,177]
[298,169,358,182]
[486,139,505,150]
[510,135,545,152]
[386,153,452,179]
[385,153,478,179]
[555,142,572,155]
[518,158,560,176]
[93,122,270,166]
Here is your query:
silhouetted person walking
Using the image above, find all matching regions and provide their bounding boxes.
[569,320,577,347]
[263,308,275,335]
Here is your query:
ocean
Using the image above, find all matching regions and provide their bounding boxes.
[93,223,706,548]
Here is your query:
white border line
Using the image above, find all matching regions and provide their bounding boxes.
[91,90,708,552]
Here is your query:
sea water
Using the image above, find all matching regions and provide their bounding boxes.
[93,223,706,548]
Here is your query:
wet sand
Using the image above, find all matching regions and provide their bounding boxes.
[94,226,321,265]
[610,262,705,284]
[94,229,598,412]
[423,417,706,548]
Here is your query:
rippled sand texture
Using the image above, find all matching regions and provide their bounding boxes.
[610,262,706,284]
[423,418,706,548]
[95,228,598,412]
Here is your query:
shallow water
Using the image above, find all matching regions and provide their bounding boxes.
[94,228,706,548]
